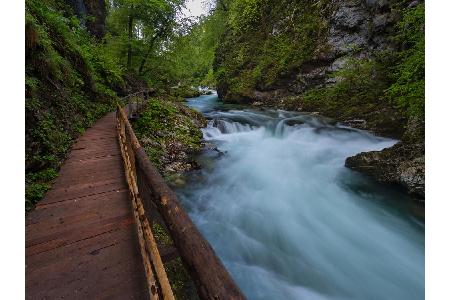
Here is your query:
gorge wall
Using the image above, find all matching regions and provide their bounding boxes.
[213,0,425,199]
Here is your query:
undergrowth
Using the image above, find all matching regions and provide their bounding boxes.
[132,97,205,174]
[25,0,122,211]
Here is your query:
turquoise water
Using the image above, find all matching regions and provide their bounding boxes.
[176,93,424,300]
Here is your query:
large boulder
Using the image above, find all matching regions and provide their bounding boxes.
[345,141,424,199]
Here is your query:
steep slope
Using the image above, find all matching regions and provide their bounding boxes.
[25,0,123,210]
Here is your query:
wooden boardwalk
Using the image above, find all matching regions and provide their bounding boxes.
[25,112,148,299]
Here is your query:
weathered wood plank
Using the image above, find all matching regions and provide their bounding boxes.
[25,113,148,300]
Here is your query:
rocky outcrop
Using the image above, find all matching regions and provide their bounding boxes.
[218,0,404,104]
[345,142,424,199]
[345,118,425,199]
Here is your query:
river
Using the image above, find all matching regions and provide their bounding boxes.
[175,92,424,300]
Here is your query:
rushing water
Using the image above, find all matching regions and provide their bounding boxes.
[175,92,424,300]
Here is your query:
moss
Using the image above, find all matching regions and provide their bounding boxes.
[151,222,199,299]
[169,85,202,101]
[385,3,425,120]
[165,258,199,300]
[291,3,424,137]
[25,168,58,211]
[132,97,205,176]
[214,0,330,99]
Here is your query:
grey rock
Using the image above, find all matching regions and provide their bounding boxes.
[372,13,392,33]
[331,2,368,30]
[341,119,368,130]
[328,57,349,72]
[408,1,420,8]
[345,142,425,199]
[398,156,425,195]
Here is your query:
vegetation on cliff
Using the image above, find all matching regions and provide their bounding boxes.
[214,0,330,101]
[301,3,424,133]
[132,96,206,178]
[25,0,122,210]
[212,1,424,136]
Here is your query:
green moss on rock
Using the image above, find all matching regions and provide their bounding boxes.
[132,97,206,178]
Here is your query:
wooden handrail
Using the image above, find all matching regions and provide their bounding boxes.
[116,104,245,300]
[117,105,174,300]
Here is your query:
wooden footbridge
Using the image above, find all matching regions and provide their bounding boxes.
[26,97,245,299]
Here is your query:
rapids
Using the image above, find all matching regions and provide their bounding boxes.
[175,92,424,300]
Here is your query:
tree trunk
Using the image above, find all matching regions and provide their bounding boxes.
[138,35,158,75]
[127,15,133,70]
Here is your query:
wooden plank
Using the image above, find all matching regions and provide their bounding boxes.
[26,112,148,300]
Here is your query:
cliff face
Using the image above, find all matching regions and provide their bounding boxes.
[215,0,424,106]
[214,0,424,199]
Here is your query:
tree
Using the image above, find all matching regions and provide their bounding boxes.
[106,0,182,71]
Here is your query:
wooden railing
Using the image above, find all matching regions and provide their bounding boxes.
[121,90,148,119]
[116,103,245,300]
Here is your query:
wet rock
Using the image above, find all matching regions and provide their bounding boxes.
[327,1,370,56]
[212,119,228,133]
[345,142,424,199]
[284,119,305,126]
[341,119,368,130]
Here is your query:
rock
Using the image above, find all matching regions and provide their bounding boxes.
[372,14,392,33]
[328,57,349,72]
[408,1,420,9]
[212,119,228,133]
[331,2,368,30]
[341,119,368,130]
[345,141,424,199]
[398,156,425,196]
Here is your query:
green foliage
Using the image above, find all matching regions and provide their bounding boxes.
[385,4,425,119]
[145,12,226,89]
[105,0,181,72]
[302,57,391,116]
[229,0,262,32]
[214,0,330,99]
[151,222,198,299]
[133,97,204,171]
[25,168,58,210]
[25,0,119,210]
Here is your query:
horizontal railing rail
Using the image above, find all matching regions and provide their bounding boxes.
[116,103,245,300]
